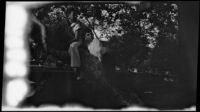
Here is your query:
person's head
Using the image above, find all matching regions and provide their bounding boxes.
[65,7,78,23]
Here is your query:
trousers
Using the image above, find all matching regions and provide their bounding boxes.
[68,41,82,67]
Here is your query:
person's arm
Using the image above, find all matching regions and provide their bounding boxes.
[72,24,82,43]
[67,23,83,45]
[74,29,83,44]
[66,30,79,44]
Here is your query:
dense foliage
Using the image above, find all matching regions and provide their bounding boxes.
[30,2,179,76]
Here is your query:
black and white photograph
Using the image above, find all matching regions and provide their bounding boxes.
[2,1,198,111]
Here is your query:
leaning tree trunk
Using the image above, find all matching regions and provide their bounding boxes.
[80,48,144,106]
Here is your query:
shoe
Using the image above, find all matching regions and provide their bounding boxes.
[76,75,81,80]
[72,67,81,80]
[75,70,81,81]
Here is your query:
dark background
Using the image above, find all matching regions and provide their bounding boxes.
[178,1,198,94]
[1,1,199,110]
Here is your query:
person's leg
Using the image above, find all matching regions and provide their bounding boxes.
[68,42,81,67]
[68,42,81,80]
